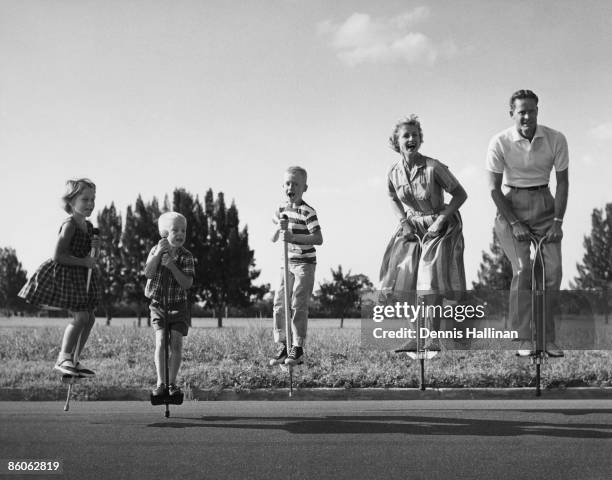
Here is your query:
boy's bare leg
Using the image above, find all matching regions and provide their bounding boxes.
[154,329,165,386]
[169,332,183,385]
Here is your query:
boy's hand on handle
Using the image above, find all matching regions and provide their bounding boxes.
[157,237,170,255]
[158,234,174,268]
[279,214,291,242]
[280,230,294,243]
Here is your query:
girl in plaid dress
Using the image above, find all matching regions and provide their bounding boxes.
[19,178,101,377]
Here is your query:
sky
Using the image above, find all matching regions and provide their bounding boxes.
[1,0,611,291]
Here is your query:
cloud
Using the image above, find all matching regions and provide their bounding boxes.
[589,122,612,141]
[317,8,456,67]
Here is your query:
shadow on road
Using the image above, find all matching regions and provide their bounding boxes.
[147,411,612,439]
[518,409,612,416]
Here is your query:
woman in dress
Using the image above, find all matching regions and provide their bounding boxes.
[379,115,467,351]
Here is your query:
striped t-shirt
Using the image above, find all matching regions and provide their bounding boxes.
[274,201,320,264]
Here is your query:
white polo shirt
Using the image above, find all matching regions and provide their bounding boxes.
[486,124,569,188]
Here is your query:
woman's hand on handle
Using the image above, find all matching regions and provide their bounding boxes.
[426,214,446,237]
[400,218,416,239]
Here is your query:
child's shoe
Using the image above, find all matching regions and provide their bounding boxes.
[284,346,304,366]
[54,358,78,375]
[74,362,95,378]
[394,339,418,353]
[168,384,182,396]
[423,338,441,352]
[151,383,166,396]
[269,342,288,366]
[515,340,535,357]
[546,342,564,358]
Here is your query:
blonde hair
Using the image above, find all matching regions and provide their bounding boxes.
[158,212,187,237]
[389,114,423,153]
[62,178,96,213]
[286,166,307,183]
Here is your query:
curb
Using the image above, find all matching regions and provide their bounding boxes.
[1,387,612,401]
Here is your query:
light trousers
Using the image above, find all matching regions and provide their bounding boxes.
[272,262,316,347]
[495,187,562,341]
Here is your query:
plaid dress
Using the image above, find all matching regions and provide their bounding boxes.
[19,218,100,311]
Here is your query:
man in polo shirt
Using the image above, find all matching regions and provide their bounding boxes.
[486,89,569,357]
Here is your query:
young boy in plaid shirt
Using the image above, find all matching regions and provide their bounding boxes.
[144,212,194,397]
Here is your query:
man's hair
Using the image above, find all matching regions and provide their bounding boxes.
[509,89,539,110]
[158,211,187,237]
[286,166,307,183]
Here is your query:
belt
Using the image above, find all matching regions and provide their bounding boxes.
[505,184,548,191]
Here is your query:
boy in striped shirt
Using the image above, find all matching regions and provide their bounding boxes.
[269,166,323,366]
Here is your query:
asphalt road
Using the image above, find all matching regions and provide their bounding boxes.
[1,400,611,480]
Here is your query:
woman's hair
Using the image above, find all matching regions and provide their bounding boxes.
[389,114,423,153]
[62,178,96,213]
[158,211,187,237]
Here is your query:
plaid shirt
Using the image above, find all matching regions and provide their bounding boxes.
[144,245,195,308]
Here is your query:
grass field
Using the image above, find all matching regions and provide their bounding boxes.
[1,317,611,398]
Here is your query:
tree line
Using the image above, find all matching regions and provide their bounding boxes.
[1,188,264,327]
[99,188,266,327]
[0,187,376,325]
[1,201,610,323]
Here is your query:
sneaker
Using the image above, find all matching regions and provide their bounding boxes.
[516,340,534,357]
[151,383,166,396]
[394,339,418,353]
[74,362,95,378]
[284,346,304,366]
[546,343,564,358]
[54,358,78,375]
[423,338,441,351]
[168,384,182,396]
[269,342,288,366]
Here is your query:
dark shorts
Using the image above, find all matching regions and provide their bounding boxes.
[150,302,190,336]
